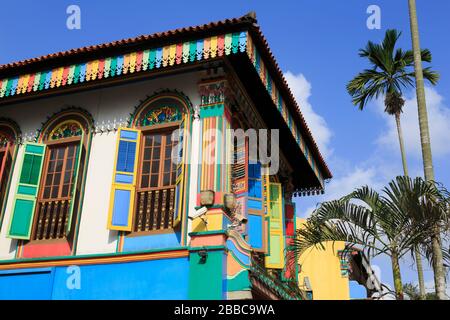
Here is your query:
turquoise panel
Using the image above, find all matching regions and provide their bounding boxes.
[25,144,44,154]
[199,104,224,118]
[17,185,37,196]
[9,198,34,238]
[228,270,251,291]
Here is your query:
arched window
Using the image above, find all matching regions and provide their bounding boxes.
[108,94,190,234]
[0,119,20,223]
[7,110,92,242]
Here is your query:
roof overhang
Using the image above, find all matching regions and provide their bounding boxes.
[0,13,331,192]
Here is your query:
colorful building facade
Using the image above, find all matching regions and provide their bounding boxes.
[0,14,331,300]
[297,218,384,300]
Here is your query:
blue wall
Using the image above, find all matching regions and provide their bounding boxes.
[122,231,181,252]
[0,268,54,300]
[0,257,189,300]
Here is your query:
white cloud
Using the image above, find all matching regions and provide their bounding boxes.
[284,71,333,157]
[375,87,450,159]
[302,166,383,216]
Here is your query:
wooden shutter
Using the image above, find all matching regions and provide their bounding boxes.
[247,162,265,251]
[107,128,141,231]
[65,138,83,233]
[7,143,46,239]
[173,119,184,227]
[283,203,296,280]
[265,182,285,269]
[231,135,247,194]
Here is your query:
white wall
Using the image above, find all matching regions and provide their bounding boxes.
[75,131,118,255]
[0,71,202,259]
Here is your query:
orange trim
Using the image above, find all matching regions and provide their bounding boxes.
[0,249,188,270]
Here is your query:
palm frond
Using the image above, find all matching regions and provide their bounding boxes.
[348,29,439,111]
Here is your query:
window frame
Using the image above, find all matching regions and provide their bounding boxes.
[29,132,84,242]
[130,121,180,235]
[38,136,81,202]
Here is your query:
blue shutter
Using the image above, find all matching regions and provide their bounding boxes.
[107,128,141,231]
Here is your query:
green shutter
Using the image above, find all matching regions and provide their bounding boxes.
[7,143,46,239]
[265,182,285,269]
[66,139,83,233]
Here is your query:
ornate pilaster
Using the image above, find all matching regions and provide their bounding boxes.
[197,78,233,196]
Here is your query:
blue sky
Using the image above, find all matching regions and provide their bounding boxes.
[1,0,449,297]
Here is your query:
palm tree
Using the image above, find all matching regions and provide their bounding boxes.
[407,0,447,300]
[347,29,439,298]
[293,176,449,300]
[347,29,438,177]
[403,283,438,300]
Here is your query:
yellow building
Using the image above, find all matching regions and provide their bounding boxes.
[297,218,350,300]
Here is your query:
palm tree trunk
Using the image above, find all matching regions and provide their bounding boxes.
[393,113,428,299]
[407,0,434,181]
[431,226,447,299]
[391,251,404,300]
[414,246,426,299]
[408,0,447,300]
[394,112,426,298]
[394,112,409,176]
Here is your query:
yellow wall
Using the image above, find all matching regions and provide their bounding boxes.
[297,218,350,300]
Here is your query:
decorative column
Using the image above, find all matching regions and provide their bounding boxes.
[191,78,233,234]
[188,77,234,299]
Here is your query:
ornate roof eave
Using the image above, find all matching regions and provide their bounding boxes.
[0,13,331,185]
[249,265,306,300]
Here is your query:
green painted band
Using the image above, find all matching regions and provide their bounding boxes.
[199,104,225,118]
[188,245,227,252]
[189,230,228,236]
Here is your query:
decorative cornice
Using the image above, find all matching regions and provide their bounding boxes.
[0,33,247,100]
[36,106,95,142]
[128,89,194,127]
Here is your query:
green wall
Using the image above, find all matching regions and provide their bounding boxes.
[188,250,226,300]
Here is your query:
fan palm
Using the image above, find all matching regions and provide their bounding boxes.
[347,29,439,298]
[293,176,449,300]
